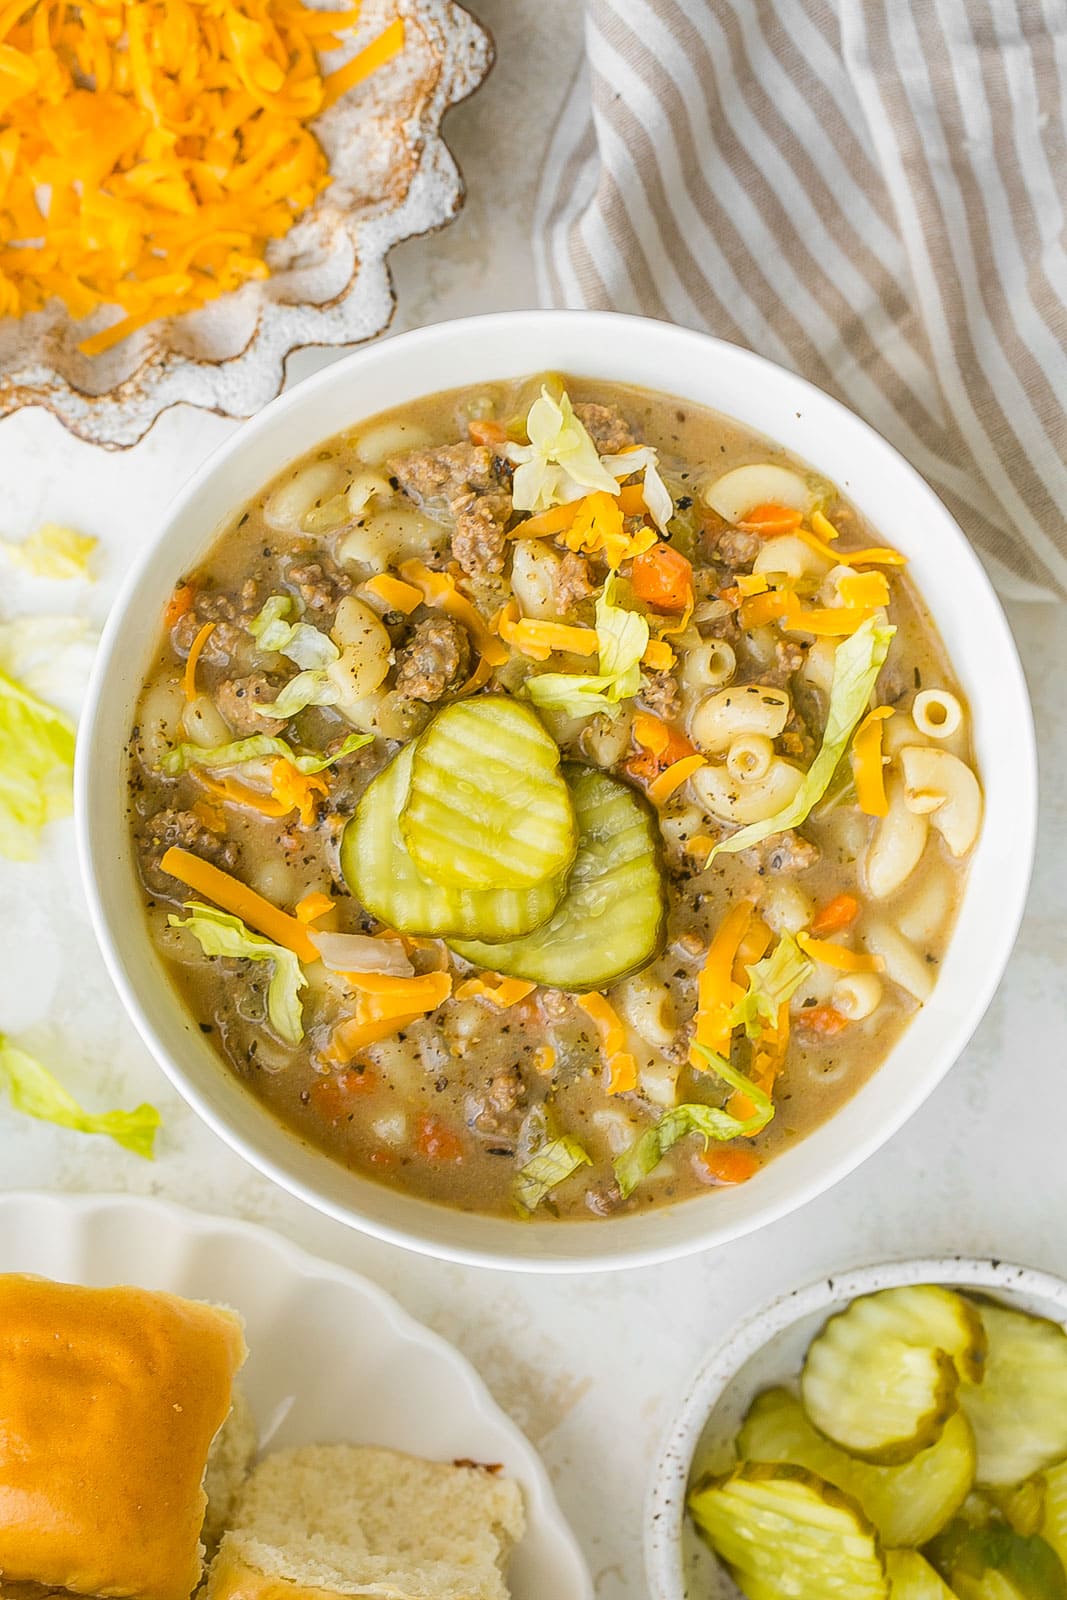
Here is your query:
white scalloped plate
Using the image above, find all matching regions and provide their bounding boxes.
[0,1191,591,1599]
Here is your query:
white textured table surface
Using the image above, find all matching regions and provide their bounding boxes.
[1,6,1065,1594]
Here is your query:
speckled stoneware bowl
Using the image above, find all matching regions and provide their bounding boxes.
[645,1257,1067,1599]
[0,0,492,449]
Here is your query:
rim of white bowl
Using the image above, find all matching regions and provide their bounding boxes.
[645,1255,1067,1599]
[75,310,1037,1272]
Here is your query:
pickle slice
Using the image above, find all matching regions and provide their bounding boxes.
[688,1462,888,1599]
[1039,1457,1067,1573]
[400,697,576,890]
[927,1517,1067,1600]
[449,765,666,991]
[801,1286,984,1464]
[886,1550,958,1599]
[739,1386,974,1548]
[342,744,565,941]
[960,1302,1067,1487]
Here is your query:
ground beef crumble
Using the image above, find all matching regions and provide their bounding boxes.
[389,442,512,579]
[282,548,352,618]
[713,527,762,568]
[138,808,237,893]
[216,673,287,736]
[554,551,595,612]
[573,401,635,455]
[748,829,820,873]
[469,1064,527,1148]
[640,670,681,720]
[393,614,471,703]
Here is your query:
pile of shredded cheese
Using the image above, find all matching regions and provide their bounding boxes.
[0,1,405,354]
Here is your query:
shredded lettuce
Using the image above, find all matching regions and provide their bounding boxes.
[514,1134,592,1216]
[168,902,306,1045]
[160,730,371,777]
[506,388,620,512]
[706,616,895,861]
[248,595,339,670]
[728,933,813,1041]
[0,615,95,716]
[525,574,649,719]
[259,669,342,720]
[0,1036,160,1158]
[1,524,97,580]
[0,668,76,861]
[614,1046,774,1198]
[600,447,674,534]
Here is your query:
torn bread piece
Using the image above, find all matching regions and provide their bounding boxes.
[206,1444,525,1600]
[203,1387,259,1554]
[0,1274,246,1600]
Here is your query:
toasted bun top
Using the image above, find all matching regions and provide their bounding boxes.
[0,1274,246,1600]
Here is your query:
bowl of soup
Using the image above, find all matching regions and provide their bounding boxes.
[77,311,1035,1270]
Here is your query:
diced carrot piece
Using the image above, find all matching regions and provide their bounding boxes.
[810,893,860,937]
[796,1004,850,1036]
[631,542,694,612]
[738,503,803,535]
[695,1146,761,1186]
[415,1113,465,1162]
[467,417,507,446]
[311,1068,377,1122]
[164,583,196,629]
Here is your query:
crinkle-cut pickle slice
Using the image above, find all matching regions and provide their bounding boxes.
[927,1514,1067,1600]
[739,1385,975,1549]
[885,1549,958,1599]
[342,743,565,942]
[400,697,577,891]
[449,764,667,991]
[688,1461,888,1599]
[960,1301,1067,1486]
[800,1285,985,1464]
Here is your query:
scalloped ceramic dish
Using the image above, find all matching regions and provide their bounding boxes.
[0,0,492,449]
[645,1257,1067,1599]
[0,1190,592,1598]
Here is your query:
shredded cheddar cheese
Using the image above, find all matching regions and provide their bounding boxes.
[642,639,675,672]
[852,705,894,817]
[739,588,791,630]
[269,758,327,827]
[838,570,890,609]
[159,846,319,962]
[182,619,215,701]
[360,573,423,615]
[0,1,404,352]
[294,890,334,924]
[796,932,884,974]
[532,1044,556,1074]
[399,559,507,666]
[495,601,599,662]
[347,970,453,1024]
[577,992,637,1096]
[690,900,753,1067]
[805,511,907,568]
[646,752,706,808]
[560,491,658,570]
[455,975,537,1008]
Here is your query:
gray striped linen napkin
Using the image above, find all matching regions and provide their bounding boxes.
[533,0,1067,600]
